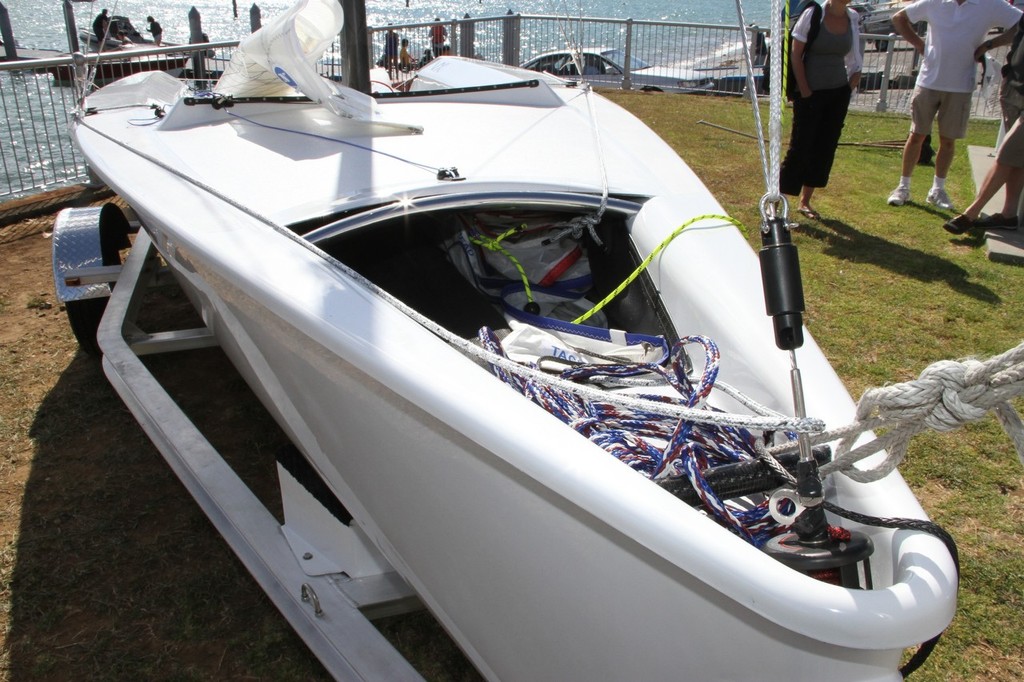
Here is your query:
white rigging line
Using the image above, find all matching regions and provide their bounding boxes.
[550,0,587,82]
[732,0,771,184]
[733,0,786,215]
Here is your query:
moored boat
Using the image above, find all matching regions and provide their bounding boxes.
[44,45,190,86]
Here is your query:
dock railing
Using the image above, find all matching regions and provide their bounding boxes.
[0,13,1006,200]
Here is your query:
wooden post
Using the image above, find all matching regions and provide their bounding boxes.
[62,0,80,54]
[250,4,261,33]
[189,6,207,81]
[459,14,474,59]
[340,0,369,93]
[501,10,520,67]
[0,2,18,61]
[233,0,238,20]
[622,18,633,91]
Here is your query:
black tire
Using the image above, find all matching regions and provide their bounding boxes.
[65,297,109,357]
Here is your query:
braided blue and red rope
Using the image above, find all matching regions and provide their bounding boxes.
[479,329,787,546]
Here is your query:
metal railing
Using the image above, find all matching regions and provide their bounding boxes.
[0,13,1006,201]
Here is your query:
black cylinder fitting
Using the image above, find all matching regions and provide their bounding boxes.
[759,216,805,350]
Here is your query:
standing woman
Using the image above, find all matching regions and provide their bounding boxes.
[779,0,863,220]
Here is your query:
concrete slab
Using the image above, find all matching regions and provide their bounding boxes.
[967,145,1024,265]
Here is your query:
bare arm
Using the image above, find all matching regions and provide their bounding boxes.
[892,10,926,53]
[974,24,1019,61]
[792,39,812,98]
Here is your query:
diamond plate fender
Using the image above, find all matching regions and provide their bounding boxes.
[51,204,132,303]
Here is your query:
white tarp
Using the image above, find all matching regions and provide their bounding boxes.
[214,0,378,120]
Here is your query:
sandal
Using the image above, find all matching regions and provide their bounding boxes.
[797,206,820,220]
[942,214,976,235]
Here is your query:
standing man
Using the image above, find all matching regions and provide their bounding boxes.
[430,18,446,60]
[383,25,399,79]
[146,16,163,46]
[92,8,110,46]
[886,0,1022,209]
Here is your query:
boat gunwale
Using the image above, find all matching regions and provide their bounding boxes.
[301,190,645,244]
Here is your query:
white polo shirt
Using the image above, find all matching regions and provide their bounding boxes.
[906,0,1022,92]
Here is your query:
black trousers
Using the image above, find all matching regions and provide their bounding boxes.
[779,84,852,196]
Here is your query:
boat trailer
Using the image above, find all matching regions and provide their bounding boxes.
[52,206,426,681]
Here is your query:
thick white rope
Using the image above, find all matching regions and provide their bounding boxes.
[766,0,785,205]
[764,342,1024,482]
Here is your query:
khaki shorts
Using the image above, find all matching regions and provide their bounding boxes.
[910,86,972,139]
[997,80,1024,169]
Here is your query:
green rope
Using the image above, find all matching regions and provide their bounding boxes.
[572,213,746,325]
[781,2,793,124]
[467,213,746,326]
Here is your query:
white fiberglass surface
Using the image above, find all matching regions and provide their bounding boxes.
[73,65,956,668]
[91,79,698,227]
[125,174,955,651]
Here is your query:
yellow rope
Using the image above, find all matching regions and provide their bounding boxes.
[781,1,793,125]
[572,213,746,325]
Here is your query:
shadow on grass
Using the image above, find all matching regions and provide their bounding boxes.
[6,347,334,681]
[7,314,478,680]
[794,204,999,304]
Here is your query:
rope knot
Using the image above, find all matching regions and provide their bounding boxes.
[544,214,604,247]
[918,360,990,431]
[825,342,1024,483]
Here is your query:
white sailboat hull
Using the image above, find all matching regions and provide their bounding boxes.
[65,43,956,679]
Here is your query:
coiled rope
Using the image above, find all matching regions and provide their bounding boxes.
[479,330,782,545]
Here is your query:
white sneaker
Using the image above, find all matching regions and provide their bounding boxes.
[887,186,910,206]
[926,187,954,211]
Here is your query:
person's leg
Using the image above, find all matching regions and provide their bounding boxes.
[947,161,1021,233]
[960,98,1024,223]
[806,86,851,185]
[960,161,1013,219]
[799,186,817,217]
[890,88,937,205]
[1000,167,1024,219]
[780,95,821,198]
[928,91,972,209]
[888,132,926,205]
[932,136,956,181]
[795,86,849,217]
[995,101,1024,222]
[901,133,927,177]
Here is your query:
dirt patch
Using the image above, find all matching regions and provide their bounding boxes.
[0,197,479,680]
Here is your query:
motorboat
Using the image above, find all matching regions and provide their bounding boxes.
[1,24,187,85]
[51,0,961,679]
[44,44,191,86]
[79,15,160,51]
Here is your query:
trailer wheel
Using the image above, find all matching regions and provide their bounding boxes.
[52,204,132,357]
